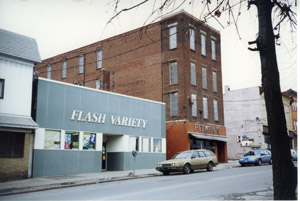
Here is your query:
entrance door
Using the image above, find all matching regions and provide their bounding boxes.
[102,143,106,170]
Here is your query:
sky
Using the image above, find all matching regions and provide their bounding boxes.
[0,0,297,92]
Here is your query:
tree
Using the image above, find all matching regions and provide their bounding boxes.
[108,0,297,199]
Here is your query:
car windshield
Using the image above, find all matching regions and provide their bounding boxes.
[172,152,192,159]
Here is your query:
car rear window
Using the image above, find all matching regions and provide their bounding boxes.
[204,151,213,157]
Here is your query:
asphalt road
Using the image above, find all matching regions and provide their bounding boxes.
[1,165,273,200]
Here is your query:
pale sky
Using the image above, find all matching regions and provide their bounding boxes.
[0,0,297,92]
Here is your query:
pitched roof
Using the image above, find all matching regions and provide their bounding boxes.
[0,28,41,63]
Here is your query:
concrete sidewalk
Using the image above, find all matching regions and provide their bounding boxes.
[0,160,240,196]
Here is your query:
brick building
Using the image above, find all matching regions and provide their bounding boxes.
[35,11,228,162]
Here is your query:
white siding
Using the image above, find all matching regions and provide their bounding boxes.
[0,56,34,116]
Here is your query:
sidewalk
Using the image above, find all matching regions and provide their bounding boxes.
[0,160,240,196]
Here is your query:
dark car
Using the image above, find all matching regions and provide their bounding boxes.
[239,149,272,166]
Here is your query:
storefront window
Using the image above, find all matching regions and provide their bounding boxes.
[129,136,139,151]
[153,138,162,152]
[83,133,96,150]
[44,130,61,149]
[142,137,151,152]
[65,132,79,149]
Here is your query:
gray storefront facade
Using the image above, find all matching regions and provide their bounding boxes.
[33,78,166,177]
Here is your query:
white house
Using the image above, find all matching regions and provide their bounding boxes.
[0,28,41,181]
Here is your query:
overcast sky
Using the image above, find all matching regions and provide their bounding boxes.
[0,0,297,92]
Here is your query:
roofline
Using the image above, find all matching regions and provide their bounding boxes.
[161,9,220,34]
[38,77,165,105]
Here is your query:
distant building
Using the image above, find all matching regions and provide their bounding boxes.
[0,28,41,181]
[35,10,228,162]
[224,86,297,160]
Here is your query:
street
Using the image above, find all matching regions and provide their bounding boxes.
[1,165,274,200]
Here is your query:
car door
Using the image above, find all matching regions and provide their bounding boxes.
[261,150,269,163]
[190,151,201,169]
[198,151,208,168]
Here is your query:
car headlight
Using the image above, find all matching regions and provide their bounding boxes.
[171,163,177,166]
[157,164,162,167]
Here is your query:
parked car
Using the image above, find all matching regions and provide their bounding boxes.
[291,149,297,161]
[156,149,218,175]
[239,149,272,166]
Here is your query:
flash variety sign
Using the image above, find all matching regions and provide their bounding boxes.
[70,110,148,129]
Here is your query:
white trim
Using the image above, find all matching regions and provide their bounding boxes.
[38,77,165,105]
[167,22,178,27]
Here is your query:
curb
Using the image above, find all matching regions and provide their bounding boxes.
[0,173,161,196]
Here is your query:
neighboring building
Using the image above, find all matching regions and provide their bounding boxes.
[33,78,166,177]
[282,89,297,150]
[34,10,228,162]
[0,29,41,181]
[224,86,297,160]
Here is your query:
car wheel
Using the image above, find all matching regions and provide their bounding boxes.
[183,164,191,174]
[257,159,262,166]
[207,162,213,171]
[241,164,245,167]
[269,159,272,165]
[162,171,170,175]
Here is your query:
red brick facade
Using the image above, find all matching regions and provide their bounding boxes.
[35,11,227,161]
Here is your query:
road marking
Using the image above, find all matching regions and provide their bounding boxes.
[100,169,270,200]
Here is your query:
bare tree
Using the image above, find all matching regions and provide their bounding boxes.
[108,0,297,199]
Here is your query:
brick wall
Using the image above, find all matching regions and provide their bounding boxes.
[35,23,163,102]
[161,13,224,125]
[0,133,31,182]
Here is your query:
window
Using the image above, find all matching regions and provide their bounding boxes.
[153,138,162,152]
[79,55,84,74]
[83,133,96,150]
[191,94,197,117]
[191,63,196,86]
[96,79,101,90]
[203,97,208,119]
[142,137,151,152]
[204,151,213,157]
[199,151,206,157]
[44,130,61,149]
[201,31,206,56]
[0,132,24,158]
[213,99,219,121]
[190,28,195,50]
[170,92,178,116]
[65,132,79,149]
[202,67,207,89]
[211,39,216,60]
[212,71,217,92]
[62,61,67,79]
[129,136,139,151]
[170,61,178,84]
[294,120,297,131]
[169,26,177,49]
[97,50,102,69]
[47,65,51,79]
[0,79,4,99]
[192,151,200,158]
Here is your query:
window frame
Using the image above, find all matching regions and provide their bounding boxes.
[200,31,207,56]
[190,27,195,51]
[0,79,4,99]
[191,94,197,117]
[169,25,177,50]
[202,67,207,89]
[211,38,216,61]
[213,99,219,121]
[170,92,179,117]
[190,62,196,86]
[153,138,162,153]
[62,60,67,79]
[203,96,208,119]
[170,61,178,85]
[212,71,217,92]
[97,49,103,69]
[79,55,84,74]
[47,65,51,79]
